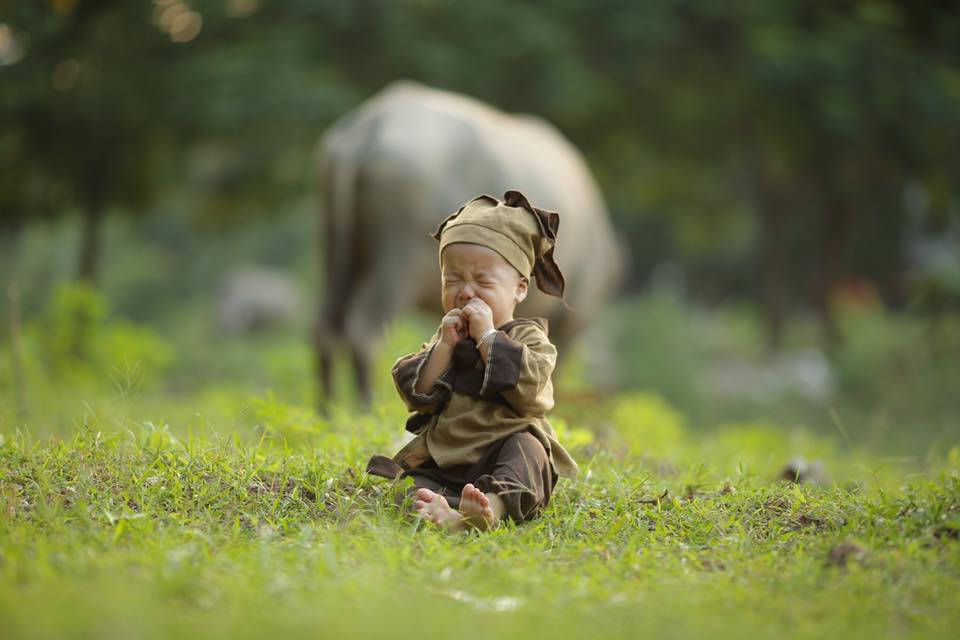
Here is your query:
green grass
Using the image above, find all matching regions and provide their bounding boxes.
[2,406,959,640]
[2,284,959,639]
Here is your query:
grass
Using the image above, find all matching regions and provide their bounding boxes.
[1,405,959,640]
[2,284,959,639]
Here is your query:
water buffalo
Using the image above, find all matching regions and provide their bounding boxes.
[313,80,623,408]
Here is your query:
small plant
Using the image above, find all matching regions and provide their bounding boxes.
[610,391,687,459]
[31,282,173,388]
[43,282,107,367]
[249,391,329,442]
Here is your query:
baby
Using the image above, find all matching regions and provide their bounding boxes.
[366,190,579,531]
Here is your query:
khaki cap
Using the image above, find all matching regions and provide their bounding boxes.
[433,190,566,300]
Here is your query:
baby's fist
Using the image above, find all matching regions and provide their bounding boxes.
[440,309,467,347]
[462,298,494,341]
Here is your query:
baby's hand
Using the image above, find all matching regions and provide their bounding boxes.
[462,298,495,342]
[439,308,467,347]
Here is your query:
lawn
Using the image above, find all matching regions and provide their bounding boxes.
[2,398,958,640]
[1,285,958,639]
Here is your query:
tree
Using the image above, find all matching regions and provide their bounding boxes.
[1,0,184,282]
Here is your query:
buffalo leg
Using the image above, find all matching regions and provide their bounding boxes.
[352,347,372,410]
[319,349,336,411]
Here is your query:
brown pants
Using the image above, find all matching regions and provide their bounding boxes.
[403,432,556,523]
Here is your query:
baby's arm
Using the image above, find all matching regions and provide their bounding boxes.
[480,323,557,416]
[391,309,465,413]
[414,309,465,394]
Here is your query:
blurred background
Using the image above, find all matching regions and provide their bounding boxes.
[1,0,959,462]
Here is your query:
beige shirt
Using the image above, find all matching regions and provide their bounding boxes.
[391,318,579,479]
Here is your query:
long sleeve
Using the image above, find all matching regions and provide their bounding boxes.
[480,323,556,417]
[391,332,454,414]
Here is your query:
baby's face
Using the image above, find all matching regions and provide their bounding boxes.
[441,243,528,328]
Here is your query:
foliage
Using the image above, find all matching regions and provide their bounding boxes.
[41,280,108,365]
[4,0,960,300]
[606,294,704,413]
[704,422,837,476]
[249,390,327,441]
[0,0,182,280]
[26,282,174,388]
[550,417,594,452]
[597,293,960,457]
[610,391,688,459]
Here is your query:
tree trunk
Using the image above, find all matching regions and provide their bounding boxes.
[77,204,102,283]
[0,223,21,281]
[8,280,27,420]
[758,185,788,354]
[77,139,114,284]
[816,195,849,351]
[3,224,27,418]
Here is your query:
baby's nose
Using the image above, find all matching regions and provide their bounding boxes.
[458,286,476,304]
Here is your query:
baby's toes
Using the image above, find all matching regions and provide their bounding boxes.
[472,486,490,507]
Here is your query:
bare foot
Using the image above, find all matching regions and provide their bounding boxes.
[458,483,496,530]
[413,485,498,532]
[413,488,466,531]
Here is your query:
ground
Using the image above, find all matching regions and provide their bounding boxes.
[1,285,958,639]
[1,415,958,640]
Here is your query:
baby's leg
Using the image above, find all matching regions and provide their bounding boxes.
[474,432,555,522]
